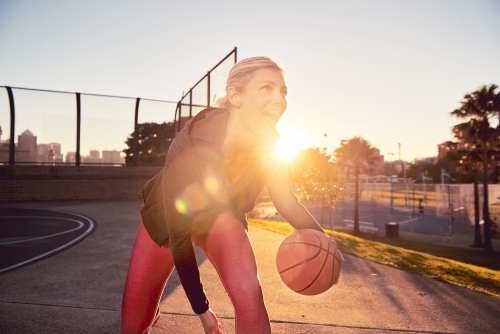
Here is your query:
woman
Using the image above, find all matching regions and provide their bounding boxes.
[121,56,343,334]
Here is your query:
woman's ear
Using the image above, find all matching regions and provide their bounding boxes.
[227,87,241,108]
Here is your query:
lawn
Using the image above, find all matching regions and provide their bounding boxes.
[249,218,500,298]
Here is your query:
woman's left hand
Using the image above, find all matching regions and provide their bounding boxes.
[198,308,224,334]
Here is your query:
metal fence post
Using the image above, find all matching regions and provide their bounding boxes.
[173,103,178,136]
[5,86,15,165]
[234,46,237,63]
[178,102,182,133]
[76,93,81,166]
[133,98,141,166]
[207,71,211,107]
[189,90,192,119]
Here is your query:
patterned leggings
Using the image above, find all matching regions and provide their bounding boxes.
[120,212,271,333]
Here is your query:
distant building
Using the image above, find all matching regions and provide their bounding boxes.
[49,143,62,156]
[66,152,76,163]
[18,129,37,161]
[392,159,410,174]
[83,150,101,164]
[89,150,100,159]
[371,148,385,175]
[53,144,63,163]
[37,144,49,162]
[412,157,436,165]
[0,144,31,163]
[0,130,35,163]
[102,150,123,164]
[47,143,63,163]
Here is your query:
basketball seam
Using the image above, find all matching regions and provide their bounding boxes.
[278,240,323,274]
[279,241,337,257]
[295,232,330,294]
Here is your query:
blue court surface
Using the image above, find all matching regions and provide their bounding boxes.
[0,207,96,274]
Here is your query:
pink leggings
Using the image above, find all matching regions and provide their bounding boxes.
[120,212,271,333]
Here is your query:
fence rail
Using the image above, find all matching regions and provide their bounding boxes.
[174,47,237,133]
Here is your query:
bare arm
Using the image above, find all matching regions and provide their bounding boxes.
[265,159,324,233]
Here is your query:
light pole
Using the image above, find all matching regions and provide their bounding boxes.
[399,143,408,206]
[388,152,394,214]
[441,168,456,234]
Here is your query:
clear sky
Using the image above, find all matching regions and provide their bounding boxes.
[1,0,499,161]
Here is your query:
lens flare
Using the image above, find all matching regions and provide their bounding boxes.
[203,176,220,195]
[275,127,310,161]
[175,183,208,214]
[175,197,188,214]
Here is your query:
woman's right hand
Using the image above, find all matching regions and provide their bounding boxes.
[198,308,224,334]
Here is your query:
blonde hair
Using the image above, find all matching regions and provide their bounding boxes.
[214,56,284,109]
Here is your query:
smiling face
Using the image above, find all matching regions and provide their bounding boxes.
[230,68,287,139]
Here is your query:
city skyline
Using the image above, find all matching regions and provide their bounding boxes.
[1,124,446,168]
[0,127,124,165]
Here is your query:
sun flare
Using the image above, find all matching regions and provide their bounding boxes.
[275,128,309,161]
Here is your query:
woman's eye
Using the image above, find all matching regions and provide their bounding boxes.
[262,85,272,91]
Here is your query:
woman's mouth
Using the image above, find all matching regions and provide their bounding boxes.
[263,110,280,127]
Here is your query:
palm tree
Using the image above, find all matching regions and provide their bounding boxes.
[442,140,483,248]
[334,136,380,235]
[450,84,500,253]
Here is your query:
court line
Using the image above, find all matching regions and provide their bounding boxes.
[0,217,84,245]
[343,219,375,226]
[398,217,420,225]
[0,210,95,274]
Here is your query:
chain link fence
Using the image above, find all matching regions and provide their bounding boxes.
[332,183,500,236]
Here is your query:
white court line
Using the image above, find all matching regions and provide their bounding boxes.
[343,219,374,226]
[0,211,95,274]
[0,217,84,245]
[398,217,420,225]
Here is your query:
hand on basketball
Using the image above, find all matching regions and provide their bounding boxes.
[327,235,346,263]
[199,308,224,334]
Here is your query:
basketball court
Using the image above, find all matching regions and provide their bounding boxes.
[0,200,499,333]
[0,207,96,274]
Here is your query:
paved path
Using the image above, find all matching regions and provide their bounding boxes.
[0,199,499,333]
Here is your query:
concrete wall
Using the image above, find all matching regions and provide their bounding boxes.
[0,165,163,201]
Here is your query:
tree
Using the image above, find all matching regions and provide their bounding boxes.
[291,148,344,230]
[123,122,175,166]
[450,84,500,253]
[334,137,380,235]
[442,140,483,248]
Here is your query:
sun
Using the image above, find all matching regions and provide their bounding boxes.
[275,128,309,161]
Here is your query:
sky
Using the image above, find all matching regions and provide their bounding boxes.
[1,0,499,162]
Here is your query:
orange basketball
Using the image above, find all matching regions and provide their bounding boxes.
[276,229,344,295]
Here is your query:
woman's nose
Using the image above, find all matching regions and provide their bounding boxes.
[272,90,286,109]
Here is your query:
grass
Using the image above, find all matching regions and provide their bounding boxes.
[249,218,500,298]
[347,231,500,270]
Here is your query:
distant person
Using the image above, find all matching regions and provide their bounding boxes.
[418,199,424,220]
[120,56,344,334]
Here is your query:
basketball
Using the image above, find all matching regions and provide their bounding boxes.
[276,229,344,295]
